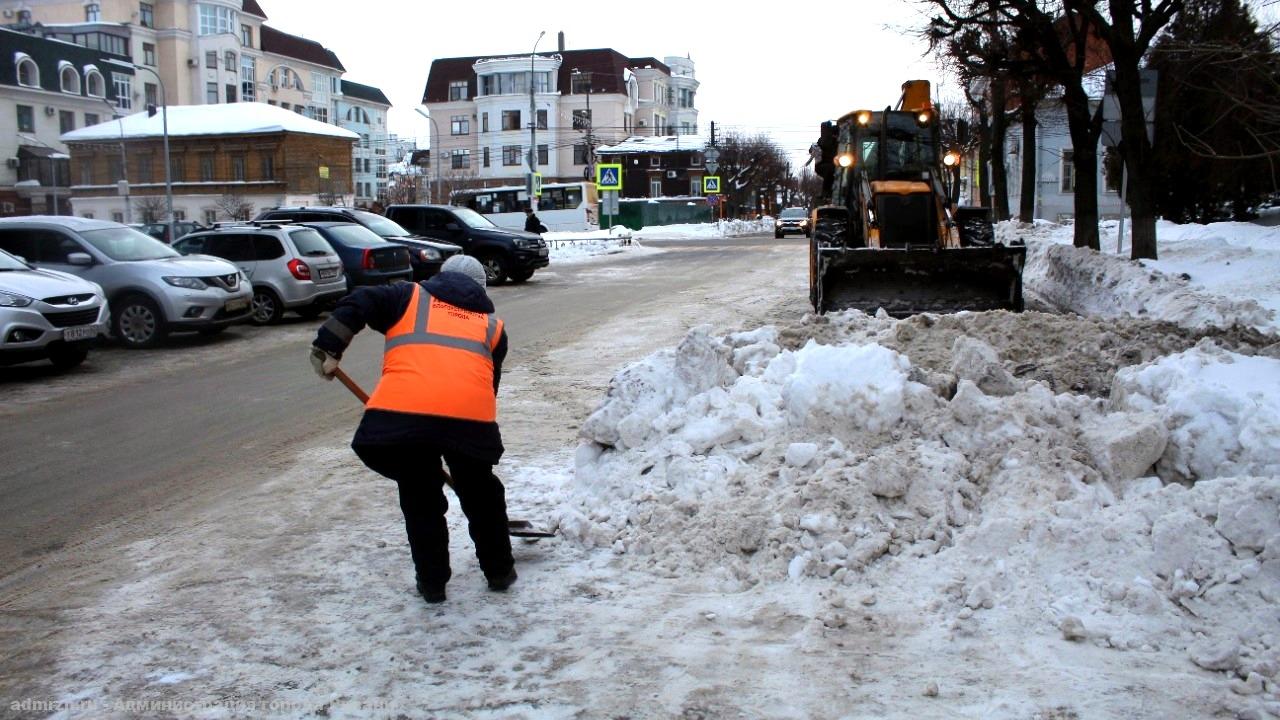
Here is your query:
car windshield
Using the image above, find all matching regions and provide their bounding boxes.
[290,229,333,256]
[452,207,496,229]
[80,227,181,261]
[781,208,807,218]
[324,224,387,248]
[0,249,29,271]
[353,210,411,237]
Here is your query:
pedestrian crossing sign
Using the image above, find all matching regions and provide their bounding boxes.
[703,176,721,194]
[597,163,623,190]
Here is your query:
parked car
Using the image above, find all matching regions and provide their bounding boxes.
[131,220,206,244]
[253,207,460,280]
[298,222,413,288]
[173,224,347,324]
[383,204,549,284]
[774,207,811,238]
[0,216,253,348]
[0,247,108,370]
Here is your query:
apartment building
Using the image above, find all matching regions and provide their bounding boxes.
[0,26,132,215]
[421,39,699,186]
[62,101,356,222]
[336,78,389,205]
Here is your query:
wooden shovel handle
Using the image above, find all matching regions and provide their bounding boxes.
[333,367,369,404]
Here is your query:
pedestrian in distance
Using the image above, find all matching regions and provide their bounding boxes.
[309,254,516,604]
[524,207,548,235]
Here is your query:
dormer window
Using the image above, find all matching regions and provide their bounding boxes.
[15,54,39,88]
[84,66,105,97]
[59,62,81,94]
[449,80,467,101]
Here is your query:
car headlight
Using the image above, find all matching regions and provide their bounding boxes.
[420,248,442,262]
[0,290,33,307]
[775,220,783,227]
[163,276,209,290]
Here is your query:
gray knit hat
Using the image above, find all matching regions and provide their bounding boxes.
[440,254,487,287]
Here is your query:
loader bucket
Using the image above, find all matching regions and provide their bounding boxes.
[814,245,1026,316]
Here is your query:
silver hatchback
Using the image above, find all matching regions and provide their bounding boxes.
[174,225,346,324]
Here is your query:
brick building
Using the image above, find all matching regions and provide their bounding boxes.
[61,101,355,223]
[595,135,708,199]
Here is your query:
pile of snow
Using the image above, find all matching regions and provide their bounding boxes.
[633,219,773,241]
[1011,220,1279,333]
[542,228,659,265]
[557,314,1280,714]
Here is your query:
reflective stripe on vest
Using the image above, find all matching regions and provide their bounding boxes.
[366,285,503,422]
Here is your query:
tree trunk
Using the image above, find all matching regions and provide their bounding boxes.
[977,107,992,208]
[1061,86,1101,250]
[1019,100,1038,222]
[1112,54,1159,259]
[989,78,1011,221]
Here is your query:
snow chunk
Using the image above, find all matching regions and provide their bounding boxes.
[773,341,912,433]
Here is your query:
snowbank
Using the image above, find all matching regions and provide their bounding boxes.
[1012,220,1279,333]
[560,314,1280,716]
[542,228,662,266]
[633,219,773,241]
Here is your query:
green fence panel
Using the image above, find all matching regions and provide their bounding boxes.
[602,198,714,230]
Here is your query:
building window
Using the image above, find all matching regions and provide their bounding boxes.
[690,178,702,196]
[113,73,132,110]
[140,2,154,27]
[533,71,550,93]
[502,145,521,166]
[136,155,152,183]
[107,156,122,182]
[59,110,76,134]
[84,112,99,127]
[309,106,328,123]
[501,110,521,131]
[240,24,252,47]
[199,154,214,181]
[573,144,588,165]
[482,147,490,167]
[226,83,237,102]
[311,72,328,101]
[449,80,467,101]
[206,51,217,69]
[225,51,237,72]
[260,152,274,179]
[650,156,661,167]
[17,9,31,23]
[170,156,184,181]
[16,105,34,133]
[85,3,100,21]
[85,69,104,97]
[16,57,39,88]
[241,56,255,101]
[79,160,93,186]
[481,112,488,133]
[145,82,157,107]
[572,109,591,130]
[111,211,124,223]
[450,149,470,169]
[58,65,80,94]
[536,109,547,130]
[198,4,238,36]
[537,145,548,165]
[624,112,632,133]
[649,179,662,197]
[206,82,218,104]
[142,43,156,66]
[1060,149,1076,193]
[204,209,217,225]
[450,115,469,135]
[571,74,590,94]
[231,154,245,180]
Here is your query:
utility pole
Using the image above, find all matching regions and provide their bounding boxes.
[573,68,594,179]
[107,99,131,223]
[528,31,545,212]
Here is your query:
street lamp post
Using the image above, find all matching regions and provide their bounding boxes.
[413,107,441,203]
[572,69,593,179]
[529,30,545,211]
[105,98,130,224]
[105,59,171,241]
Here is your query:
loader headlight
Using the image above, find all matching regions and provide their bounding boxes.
[916,111,932,126]
[855,110,872,127]
[943,151,961,168]
[836,153,854,168]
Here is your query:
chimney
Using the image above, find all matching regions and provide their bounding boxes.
[558,31,565,53]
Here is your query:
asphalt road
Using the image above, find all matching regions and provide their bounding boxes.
[0,234,804,585]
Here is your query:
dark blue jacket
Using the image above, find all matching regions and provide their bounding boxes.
[315,272,508,463]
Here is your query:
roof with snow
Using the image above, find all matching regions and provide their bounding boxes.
[596,135,708,155]
[341,80,391,107]
[60,102,359,142]
[260,26,344,71]
[423,48,648,103]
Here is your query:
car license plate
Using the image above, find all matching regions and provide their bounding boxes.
[62,325,97,342]
[225,298,250,313]
[538,247,549,257]
[319,267,339,279]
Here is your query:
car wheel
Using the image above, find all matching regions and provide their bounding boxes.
[479,253,509,285]
[507,269,534,283]
[775,230,784,239]
[47,343,88,370]
[113,294,167,349]
[296,305,325,319]
[250,287,284,325]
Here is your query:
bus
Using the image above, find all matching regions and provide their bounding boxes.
[450,181,598,232]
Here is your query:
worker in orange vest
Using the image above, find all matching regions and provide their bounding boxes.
[309,254,514,604]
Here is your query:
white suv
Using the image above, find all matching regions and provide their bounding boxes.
[0,248,108,370]
[0,217,253,348]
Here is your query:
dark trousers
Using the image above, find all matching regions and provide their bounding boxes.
[355,444,513,589]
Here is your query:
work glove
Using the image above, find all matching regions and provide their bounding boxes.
[310,346,339,380]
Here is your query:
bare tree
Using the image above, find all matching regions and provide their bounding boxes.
[214,191,254,221]
[133,195,166,224]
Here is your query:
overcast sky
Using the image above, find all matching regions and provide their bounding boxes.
[260,0,942,169]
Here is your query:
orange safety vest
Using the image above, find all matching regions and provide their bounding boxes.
[366,285,503,422]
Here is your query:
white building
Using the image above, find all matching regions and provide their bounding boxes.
[336,79,391,205]
[1005,98,1124,222]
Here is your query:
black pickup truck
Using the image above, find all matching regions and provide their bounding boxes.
[383,204,549,284]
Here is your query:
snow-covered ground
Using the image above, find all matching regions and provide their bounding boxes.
[11,219,1280,719]
[541,218,773,265]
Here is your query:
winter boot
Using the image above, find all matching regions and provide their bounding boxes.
[416,575,446,604]
[486,567,517,592]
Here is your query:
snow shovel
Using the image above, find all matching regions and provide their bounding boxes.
[332,367,555,539]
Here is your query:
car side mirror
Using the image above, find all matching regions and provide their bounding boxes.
[67,252,94,266]
[445,222,461,231]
